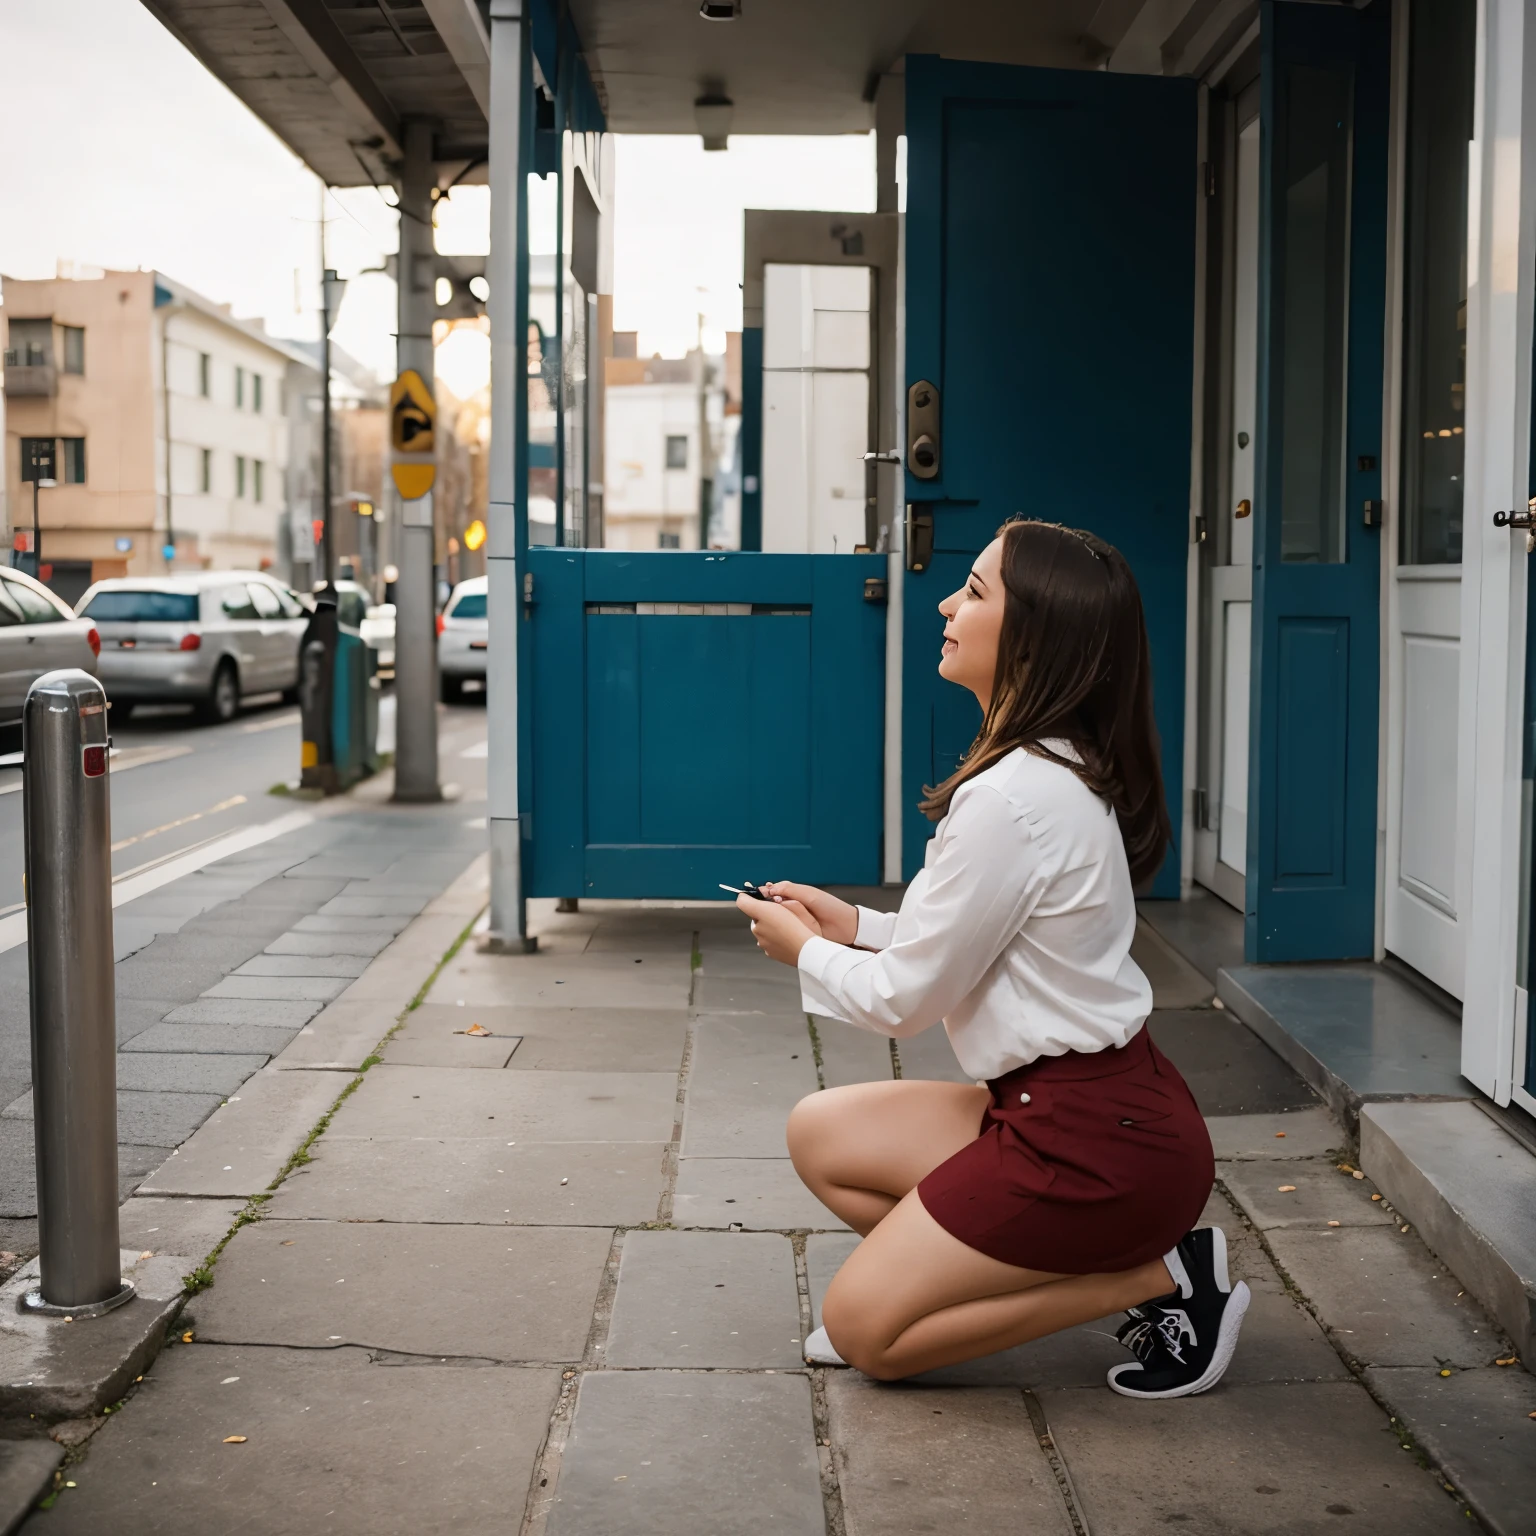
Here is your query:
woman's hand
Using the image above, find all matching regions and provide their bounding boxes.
[737,893,818,966]
[757,882,859,946]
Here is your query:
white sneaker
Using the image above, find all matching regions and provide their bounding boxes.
[803,1324,848,1366]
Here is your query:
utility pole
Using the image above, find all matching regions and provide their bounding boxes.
[392,119,442,803]
[485,0,530,948]
[319,187,337,589]
[697,308,711,549]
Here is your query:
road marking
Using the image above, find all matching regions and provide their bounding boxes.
[109,743,196,773]
[0,808,317,956]
[112,794,247,854]
[240,711,300,734]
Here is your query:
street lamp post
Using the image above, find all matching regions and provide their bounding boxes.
[25,439,56,579]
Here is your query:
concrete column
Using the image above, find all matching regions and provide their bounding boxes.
[392,118,443,803]
[485,0,531,948]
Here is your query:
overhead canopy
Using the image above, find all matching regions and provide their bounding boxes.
[138,0,1254,184]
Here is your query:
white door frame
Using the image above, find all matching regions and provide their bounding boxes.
[1458,0,1536,1101]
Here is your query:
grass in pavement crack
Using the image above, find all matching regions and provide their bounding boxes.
[180,904,485,1295]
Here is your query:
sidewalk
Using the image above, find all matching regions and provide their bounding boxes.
[23,891,1522,1533]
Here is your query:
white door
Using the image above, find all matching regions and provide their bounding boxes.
[1383,0,1474,1001]
[1194,114,1259,910]
[761,264,871,554]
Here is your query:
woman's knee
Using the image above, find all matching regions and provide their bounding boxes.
[785,1084,857,1167]
[821,1287,904,1381]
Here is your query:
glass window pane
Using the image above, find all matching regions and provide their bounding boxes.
[1278,63,1354,564]
[62,438,86,484]
[220,584,260,621]
[4,577,64,624]
[82,590,199,622]
[1400,0,1475,566]
[62,327,84,375]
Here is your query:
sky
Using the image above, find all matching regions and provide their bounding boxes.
[0,0,875,397]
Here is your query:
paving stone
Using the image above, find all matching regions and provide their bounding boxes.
[380,1014,521,1069]
[293,914,408,936]
[233,953,371,979]
[546,1370,822,1536]
[481,1007,690,1072]
[112,1053,270,1097]
[162,998,324,1029]
[0,1441,63,1529]
[1207,1106,1346,1161]
[119,1197,245,1262]
[120,1022,299,1057]
[1364,1365,1536,1536]
[2,1088,223,1149]
[584,925,696,953]
[826,1374,1073,1535]
[269,997,399,1071]
[696,948,797,978]
[1039,1380,1469,1534]
[1151,1010,1320,1115]
[1220,1159,1396,1229]
[604,1230,803,1368]
[812,1018,897,1088]
[681,1013,818,1158]
[339,880,446,898]
[1131,918,1215,1009]
[425,951,692,1010]
[893,1026,976,1084]
[332,1065,679,1145]
[1267,1226,1506,1369]
[21,1345,560,1536]
[673,1157,850,1231]
[0,1127,163,1219]
[0,1251,188,1424]
[265,929,394,958]
[807,1231,862,1328]
[195,1221,611,1362]
[270,1137,668,1226]
[318,895,430,918]
[202,974,351,1002]
[138,1068,342,1198]
[691,973,807,1013]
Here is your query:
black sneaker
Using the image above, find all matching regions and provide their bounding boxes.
[1107,1227,1250,1399]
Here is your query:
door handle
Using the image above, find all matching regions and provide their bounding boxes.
[906,505,934,573]
[1493,499,1536,551]
[862,451,902,464]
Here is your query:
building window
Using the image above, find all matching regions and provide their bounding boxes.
[665,434,689,470]
[62,327,84,375]
[19,439,56,483]
[235,455,246,498]
[61,438,86,485]
[201,448,212,493]
[252,373,263,413]
[199,353,211,397]
[253,460,263,503]
[1400,0,1476,565]
[658,531,681,549]
[235,366,245,409]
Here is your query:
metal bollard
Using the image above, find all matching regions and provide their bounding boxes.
[20,670,132,1317]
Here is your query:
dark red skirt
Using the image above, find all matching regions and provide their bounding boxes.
[917,1025,1213,1274]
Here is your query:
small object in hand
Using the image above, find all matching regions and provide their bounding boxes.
[720,882,777,902]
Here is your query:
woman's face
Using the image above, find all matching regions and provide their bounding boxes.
[938,536,1007,709]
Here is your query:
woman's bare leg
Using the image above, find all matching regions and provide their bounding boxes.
[822,1190,1175,1380]
[786,1079,990,1236]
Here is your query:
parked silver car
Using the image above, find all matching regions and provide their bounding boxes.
[77,572,308,723]
[437,576,487,702]
[0,566,101,725]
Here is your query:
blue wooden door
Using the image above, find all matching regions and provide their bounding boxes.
[1248,0,1388,961]
[901,57,1197,894]
[526,550,886,898]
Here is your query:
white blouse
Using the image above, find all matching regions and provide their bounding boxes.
[797,745,1152,1082]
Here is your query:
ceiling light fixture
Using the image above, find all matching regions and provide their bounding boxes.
[699,2,741,19]
[695,94,734,151]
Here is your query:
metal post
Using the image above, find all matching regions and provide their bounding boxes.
[21,671,132,1317]
[320,186,335,589]
[393,119,443,803]
[486,0,531,948]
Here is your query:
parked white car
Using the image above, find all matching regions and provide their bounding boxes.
[0,566,101,725]
[437,576,487,702]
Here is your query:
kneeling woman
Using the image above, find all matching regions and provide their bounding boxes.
[739,519,1247,1398]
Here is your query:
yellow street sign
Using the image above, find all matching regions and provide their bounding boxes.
[392,462,437,500]
[390,369,436,456]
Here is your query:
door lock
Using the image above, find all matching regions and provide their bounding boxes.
[906,506,934,573]
[907,381,941,481]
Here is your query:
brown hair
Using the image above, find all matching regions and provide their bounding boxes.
[919,519,1172,888]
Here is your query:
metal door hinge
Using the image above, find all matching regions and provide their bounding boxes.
[1194,516,1208,545]
[1362,499,1382,528]
[906,505,934,573]
[1193,787,1209,830]
[522,571,535,617]
[863,577,888,604]
[1202,161,1216,197]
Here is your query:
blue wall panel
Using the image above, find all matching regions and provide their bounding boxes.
[1273,617,1348,883]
